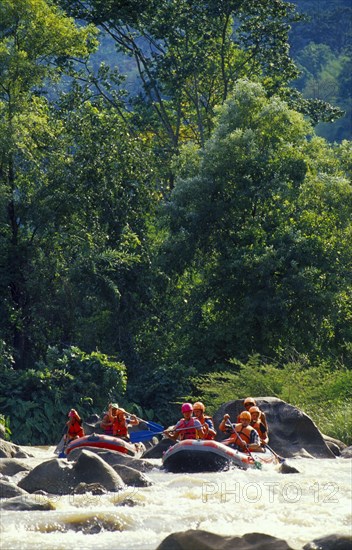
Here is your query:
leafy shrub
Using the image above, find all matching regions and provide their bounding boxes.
[0,414,11,441]
[192,355,352,445]
[0,346,127,445]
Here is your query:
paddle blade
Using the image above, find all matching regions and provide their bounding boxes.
[130,430,163,443]
[140,420,164,432]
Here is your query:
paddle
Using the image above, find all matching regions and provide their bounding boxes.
[223,422,262,469]
[55,425,68,457]
[130,429,165,443]
[122,412,164,433]
[130,423,203,443]
[136,419,164,432]
[264,444,286,463]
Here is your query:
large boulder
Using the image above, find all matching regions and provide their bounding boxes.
[156,530,293,550]
[213,398,335,459]
[111,464,153,487]
[0,458,32,476]
[142,438,174,459]
[83,420,104,435]
[341,446,352,458]
[0,479,28,499]
[18,450,124,494]
[0,439,17,458]
[67,447,154,472]
[303,534,352,549]
[0,495,55,511]
[322,434,347,456]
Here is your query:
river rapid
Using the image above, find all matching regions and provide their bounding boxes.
[1,445,351,550]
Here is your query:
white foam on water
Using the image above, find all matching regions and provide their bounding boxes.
[1,448,351,550]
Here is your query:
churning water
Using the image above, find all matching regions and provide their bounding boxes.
[0,445,351,549]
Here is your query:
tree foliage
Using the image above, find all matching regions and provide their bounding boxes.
[154,80,352,370]
[0,346,127,444]
[57,0,302,161]
[0,1,351,443]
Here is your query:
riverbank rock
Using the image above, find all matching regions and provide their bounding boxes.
[0,479,28,499]
[67,447,154,472]
[0,458,32,476]
[213,398,335,459]
[322,435,347,456]
[111,464,153,487]
[156,530,293,549]
[0,494,55,511]
[18,450,124,495]
[142,438,174,459]
[0,438,32,459]
[303,534,352,549]
[341,445,352,458]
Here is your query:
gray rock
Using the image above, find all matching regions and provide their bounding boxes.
[341,446,352,458]
[112,464,153,487]
[0,439,21,458]
[0,479,28,499]
[0,439,33,459]
[18,450,124,494]
[213,398,336,459]
[67,446,154,471]
[143,438,173,459]
[73,482,107,495]
[82,420,104,435]
[303,534,352,549]
[14,449,33,458]
[0,495,55,511]
[156,530,294,549]
[0,458,32,476]
[322,435,347,456]
[278,462,300,474]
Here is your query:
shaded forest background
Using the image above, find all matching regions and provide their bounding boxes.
[0,0,351,445]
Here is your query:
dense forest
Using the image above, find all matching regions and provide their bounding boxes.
[0,0,351,445]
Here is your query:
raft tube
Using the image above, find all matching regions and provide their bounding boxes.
[65,433,145,458]
[162,439,278,473]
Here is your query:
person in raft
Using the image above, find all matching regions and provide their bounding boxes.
[219,410,263,452]
[112,408,139,441]
[165,403,203,441]
[237,397,268,430]
[101,402,119,435]
[249,405,269,445]
[64,408,85,443]
[192,401,217,440]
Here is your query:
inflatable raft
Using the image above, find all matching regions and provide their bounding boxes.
[65,433,145,458]
[162,439,279,473]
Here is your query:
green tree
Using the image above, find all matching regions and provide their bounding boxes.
[57,0,301,172]
[152,80,352,371]
[33,95,158,372]
[0,0,97,368]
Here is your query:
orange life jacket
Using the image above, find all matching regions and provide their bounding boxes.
[67,419,84,438]
[227,423,256,449]
[176,417,200,440]
[112,418,128,438]
[198,415,215,440]
[101,413,114,435]
[251,421,268,443]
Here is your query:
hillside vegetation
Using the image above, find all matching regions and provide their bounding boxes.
[0,0,351,445]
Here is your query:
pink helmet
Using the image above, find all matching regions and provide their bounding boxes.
[181,402,193,413]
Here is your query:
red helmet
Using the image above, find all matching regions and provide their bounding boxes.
[193,401,205,411]
[181,403,193,413]
[68,409,80,420]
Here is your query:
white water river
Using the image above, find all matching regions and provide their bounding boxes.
[0,446,351,549]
